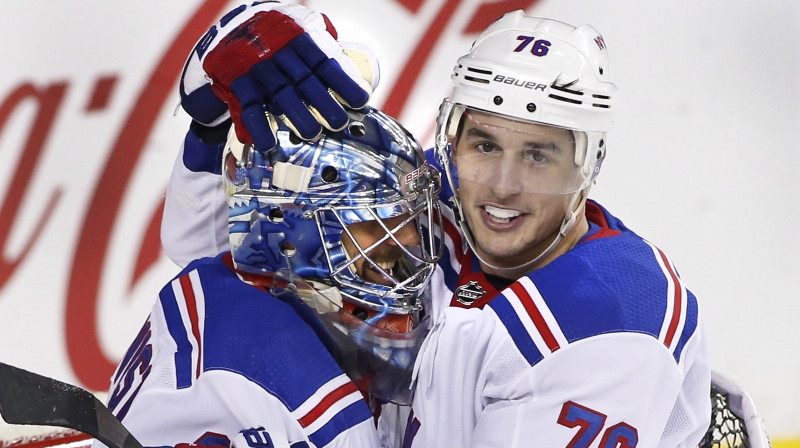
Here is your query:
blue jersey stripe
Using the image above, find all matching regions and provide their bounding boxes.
[113,318,150,384]
[307,399,372,447]
[488,295,544,366]
[159,279,194,388]
[114,378,147,421]
[673,291,698,362]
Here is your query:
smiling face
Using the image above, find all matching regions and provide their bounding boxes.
[341,213,421,286]
[453,109,587,274]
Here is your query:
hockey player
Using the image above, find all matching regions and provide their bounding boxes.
[168,3,711,447]
[399,12,711,447]
[94,101,443,448]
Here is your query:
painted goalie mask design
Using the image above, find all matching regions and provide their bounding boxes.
[222,106,443,403]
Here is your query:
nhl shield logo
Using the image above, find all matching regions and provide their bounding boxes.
[455,280,486,305]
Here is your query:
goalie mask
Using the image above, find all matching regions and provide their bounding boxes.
[222,106,443,404]
[435,11,617,272]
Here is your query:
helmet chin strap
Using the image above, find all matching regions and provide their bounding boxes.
[458,186,591,279]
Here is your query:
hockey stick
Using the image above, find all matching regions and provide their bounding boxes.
[0,362,143,448]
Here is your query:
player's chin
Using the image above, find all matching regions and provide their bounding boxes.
[473,230,526,259]
[481,244,524,262]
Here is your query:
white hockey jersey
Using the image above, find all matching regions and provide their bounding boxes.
[92,252,378,448]
[159,130,711,448]
[399,198,711,448]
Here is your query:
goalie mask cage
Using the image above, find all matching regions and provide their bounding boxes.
[699,371,771,448]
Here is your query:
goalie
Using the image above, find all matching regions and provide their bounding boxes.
[93,4,443,443]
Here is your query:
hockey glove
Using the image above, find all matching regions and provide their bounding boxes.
[179,1,378,152]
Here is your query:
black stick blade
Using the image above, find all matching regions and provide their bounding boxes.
[0,362,142,448]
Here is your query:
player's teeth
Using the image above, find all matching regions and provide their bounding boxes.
[485,206,520,223]
[370,262,394,277]
[380,262,394,271]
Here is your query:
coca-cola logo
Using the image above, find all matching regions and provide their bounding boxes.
[0,0,539,392]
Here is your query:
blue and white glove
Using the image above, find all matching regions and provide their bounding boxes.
[179,1,378,151]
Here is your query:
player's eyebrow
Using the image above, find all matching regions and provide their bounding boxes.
[465,125,564,153]
[525,141,563,153]
[464,126,497,141]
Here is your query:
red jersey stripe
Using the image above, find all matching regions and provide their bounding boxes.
[298,381,359,428]
[657,248,683,347]
[510,282,561,353]
[179,274,203,378]
[441,210,462,254]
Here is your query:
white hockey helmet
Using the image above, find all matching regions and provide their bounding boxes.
[435,11,617,271]
[437,10,616,188]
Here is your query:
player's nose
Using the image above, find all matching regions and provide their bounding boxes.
[382,214,420,248]
[392,220,420,247]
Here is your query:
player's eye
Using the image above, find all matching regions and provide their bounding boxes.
[474,142,498,154]
[524,149,548,163]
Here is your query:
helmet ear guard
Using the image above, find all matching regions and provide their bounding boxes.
[442,102,464,140]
